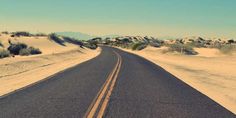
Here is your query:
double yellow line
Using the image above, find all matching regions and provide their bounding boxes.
[84,50,122,118]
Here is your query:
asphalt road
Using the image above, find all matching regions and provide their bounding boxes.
[0,46,235,118]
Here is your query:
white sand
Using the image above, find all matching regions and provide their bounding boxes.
[119,46,236,114]
[0,34,101,96]
[0,34,78,54]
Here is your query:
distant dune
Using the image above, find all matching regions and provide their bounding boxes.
[0,33,81,55]
[55,32,121,41]
[56,32,95,41]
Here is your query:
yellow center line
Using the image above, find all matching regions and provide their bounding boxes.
[84,50,122,118]
[97,51,122,118]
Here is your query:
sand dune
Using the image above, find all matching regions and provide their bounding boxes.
[120,46,236,114]
[0,33,101,96]
[0,34,79,54]
[194,48,223,57]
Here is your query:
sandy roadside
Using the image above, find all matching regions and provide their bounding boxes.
[0,47,101,97]
[118,46,236,114]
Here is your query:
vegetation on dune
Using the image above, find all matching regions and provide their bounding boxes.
[84,38,99,49]
[0,49,10,59]
[62,36,84,48]
[187,41,206,48]
[7,43,42,56]
[34,33,48,37]
[131,43,147,51]
[218,44,236,54]
[84,44,97,49]
[227,39,235,44]
[8,43,28,55]
[48,33,66,46]
[167,43,198,55]
[149,39,164,48]
[2,30,236,56]
[0,41,3,47]
[1,31,9,34]
[19,48,31,56]
[19,47,42,56]
[28,47,42,55]
[77,35,236,55]
[12,31,33,37]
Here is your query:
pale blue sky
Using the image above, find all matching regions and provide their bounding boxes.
[0,0,235,38]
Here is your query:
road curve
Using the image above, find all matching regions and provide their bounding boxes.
[0,46,235,118]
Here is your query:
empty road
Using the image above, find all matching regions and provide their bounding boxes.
[0,46,235,118]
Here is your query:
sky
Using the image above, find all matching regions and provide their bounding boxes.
[0,0,235,38]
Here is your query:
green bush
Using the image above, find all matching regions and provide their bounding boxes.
[168,43,198,55]
[34,33,48,37]
[83,39,99,49]
[28,47,42,55]
[228,39,235,44]
[0,49,10,59]
[7,43,41,56]
[149,42,162,48]
[84,43,97,49]
[48,33,65,46]
[120,44,131,49]
[7,43,28,55]
[63,36,83,47]
[19,47,42,56]
[132,43,147,50]
[219,44,236,54]
[12,31,32,37]
[169,43,183,52]
[187,41,206,48]
[19,48,31,56]
[0,41,3,47]
[1,31,9,34]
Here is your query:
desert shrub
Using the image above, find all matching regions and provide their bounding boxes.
[84,42,97,49]
[84,39,98,49]
[0,49,10,59]
[227,39,235,44]
[88,39,98,46]
[63,36,83,47]
[120,44,132,49]
[19,47,42,56]
[149,42,162,48]
[187,41,206,48]
[136,44,147,50]
[12,31,32,37]
[219,44,236,54]
[168,43,198,55]
[28,47,42,55]
[19,48,31,56]
[132,43,147,50]
[1,31,9,34]
[48,33,65,46]
[8,43,28,55]
[209,42,222,49]
[0,41,3,47]
[84,44,97,49]
[34,33,48,37]
[168,43,183,52]
[90,37,102,43]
